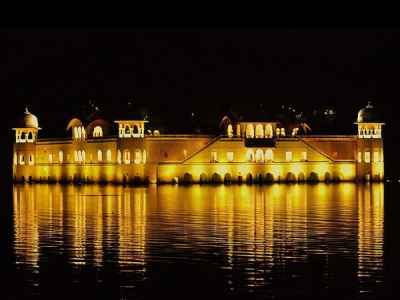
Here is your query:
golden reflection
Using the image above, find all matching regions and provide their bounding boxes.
[357,183,384,287]
[13,183,384,292]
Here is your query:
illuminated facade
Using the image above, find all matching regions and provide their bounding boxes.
[12,102,384,184]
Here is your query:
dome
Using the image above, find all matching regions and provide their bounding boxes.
[22,107,39,128]
[356,102,380,123]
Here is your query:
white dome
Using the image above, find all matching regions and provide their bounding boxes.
[23,107,39,128]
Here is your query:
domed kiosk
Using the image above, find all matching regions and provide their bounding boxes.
[356,101,381,124]
[13,107,40,143]
[22,107,39,128]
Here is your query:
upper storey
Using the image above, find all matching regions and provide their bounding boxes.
[12,101,385,143]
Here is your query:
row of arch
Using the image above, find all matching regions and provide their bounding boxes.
[181,172,342,184]
[16,130,35,143]
[358,127,382,138]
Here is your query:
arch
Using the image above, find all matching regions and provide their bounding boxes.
[200,173,208,184]
[286,172,296,183]
[77,126,82,139]
[133,125,139,135]
[59,150,63,163]
[265,149,273,162]
[255,149,264,162]
[124,150,130,164]
[182,173,193,184]
[117,150,122,164]
[265,173,274,183]
[28,154,34,165]
[227,124,233,137]
[246,173,253,184]
[20,132,26,141]
[280,128,286,136]
[134,149,142,164]
[256,174,263,184]
[224,173,232,184]
[106,149,112,161]
[372,174,381,182]
[308,172,319,183]
[211,173,222,184]
[97,149,103,162]
[124,125,130,135]
[265,124,273,138]
[324,172,332,183]
[93,126,103,137]
[246,149,255,162]
[246,124,254,138]
[298,172,305,183]
[255,124,264,138]
[27,131,33,141]
[236,124,241,137]
[332,172,343,182]
[142,150,147,164]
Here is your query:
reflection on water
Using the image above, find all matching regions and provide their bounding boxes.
[12,183,385,298]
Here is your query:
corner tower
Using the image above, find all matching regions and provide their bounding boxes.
[355,102,385,181]
[12,107,40,182]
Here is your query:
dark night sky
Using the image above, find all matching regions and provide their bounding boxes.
[1,29,399,177]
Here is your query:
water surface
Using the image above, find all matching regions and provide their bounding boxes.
[5,183,399,299]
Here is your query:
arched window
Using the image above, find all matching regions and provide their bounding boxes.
[246,149,255,162]
[74,150,78,162]
[82,150,85,162]
[27,131,33,141]
[276,128,281,137]
[281,128,286,136]
[97,149,102,162]
[48,153,53,163]
[255,149,264,162]
[133,125,139,135]
[246,124,254,138]
[227,151,234,162]
[81,127,86,139]
[59,150,63,163]
[29,154,34,165]
[255,124,264,138]
[93,126,103,137]
[265,124,273,138]
[285,151,292,161]
[73,127,78,139]
[117,150,122,164]
[13,152,17,165]
[236,124,241,137]
[124,150,130,164]
[265,149,273,161]
[21,132,26,142]
[77,127,82,139]
[125,125,130,136]
[19,154,25,165]
[78,150,82,162]
[142,150,147,164]
[106,149,112,162]
[134,149,142,164]
[227,124,233,137]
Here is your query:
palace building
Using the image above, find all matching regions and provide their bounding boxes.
[12,102,384,184]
